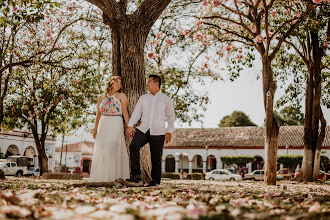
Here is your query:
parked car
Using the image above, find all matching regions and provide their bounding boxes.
[277,168,289,174]
[224,168,238,174]
[244,170,284,181]
[205,169,243,181]
[27,167,40,177]
[0,161,28,176]
[294,170,330,180]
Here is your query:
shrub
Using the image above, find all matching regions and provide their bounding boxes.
[186,173,204,180]
[161,172,180,179]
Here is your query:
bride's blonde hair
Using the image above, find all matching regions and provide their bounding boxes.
[104,76,122,95]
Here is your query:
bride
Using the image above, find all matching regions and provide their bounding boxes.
[90,76,130,182]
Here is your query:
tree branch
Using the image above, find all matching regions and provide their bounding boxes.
[269,3,314,61]
[137,0,172,34]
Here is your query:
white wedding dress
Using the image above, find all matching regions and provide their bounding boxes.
[90,93,130,182]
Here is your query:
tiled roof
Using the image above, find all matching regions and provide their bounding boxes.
[165,126,330,148]
[54,126,330,153]
[55,141,94,155]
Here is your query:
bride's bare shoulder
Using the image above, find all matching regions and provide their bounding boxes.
[117,92,127,98]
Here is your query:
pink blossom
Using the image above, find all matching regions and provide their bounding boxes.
[295,12,300,17]
[271,11,276,17]
[194,31,203,39]
[205,34,214,41]
[25,106,29,110]
[256,35,264,43]
[181,30,190,36]
[202,0,208,7]
[323,42,329,47]
[61,94,65,99]
[165,38,173,45]
[238,49,243,53]
[149,40,159,47]
[163,11,171,17]
[312,0,322,3]
[13,6,18,12]
[196,20,202,29]
[101,108,106,113]
[147,51,155,59]
[203,62,209,68]
[203,40,212,46]
[294,0,302,3]
[283,9,289,14]
[308,202,320,212]
[225,45,232,51]
[213,0,220,7]
[237,54,243,59]
[156,32,164,39]
[234,198,249,207]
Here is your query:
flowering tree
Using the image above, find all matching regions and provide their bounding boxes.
[84,0,174,183]
[273,2,329,181]
[199,0,318,185]
[145,3,221,125]
[0,0,55,127]
[2,1,110,174]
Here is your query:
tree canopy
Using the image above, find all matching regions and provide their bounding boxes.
[218,111,257,127]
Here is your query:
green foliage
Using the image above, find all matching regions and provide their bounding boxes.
[218,111,257,127]
[220,156,254,170]
[161,172,180,179]
[274,106,304,126]
[186,173,204,180]
[277,155,303,174]
[273,3,330,111]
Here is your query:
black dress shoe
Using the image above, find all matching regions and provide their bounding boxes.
[126,175,142,183]
[146,181,159,187]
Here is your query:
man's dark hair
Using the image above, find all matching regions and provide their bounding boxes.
[149,74,161,88]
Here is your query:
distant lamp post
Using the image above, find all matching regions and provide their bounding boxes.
[175,152,187,173]
[205,145,209,171]
[286,145,289,155]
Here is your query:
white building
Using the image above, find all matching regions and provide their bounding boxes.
[52,126,330,176]
[54,141,94,177]
[163,126,330,174]
[0,131,56,170]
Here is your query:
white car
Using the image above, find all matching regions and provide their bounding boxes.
[205,169,243,181]
[27,167,40,177]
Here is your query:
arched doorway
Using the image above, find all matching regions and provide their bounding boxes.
[252,155,264,171]
[165,155,175,172]
[24,146,36,167]
[6,145,19,157]
[320,156,330,172]
[192,155,203,173]
[207,155,217,171]
[82,159,91,174]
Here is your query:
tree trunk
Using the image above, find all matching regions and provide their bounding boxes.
[97,0,171,183]
[31,123,49,175]
[262,59,279,185]
[120,23,152,183]
[295,31,326,182]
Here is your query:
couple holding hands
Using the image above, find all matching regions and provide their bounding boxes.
[90,74,175,186]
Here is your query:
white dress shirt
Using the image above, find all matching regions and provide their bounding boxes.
[128,91,175,135]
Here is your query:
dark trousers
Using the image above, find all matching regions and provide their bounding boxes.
[129,129,165,184]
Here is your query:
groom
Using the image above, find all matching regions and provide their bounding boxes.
[126,74,175,186]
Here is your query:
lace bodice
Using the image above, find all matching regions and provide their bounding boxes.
[100,93,122,115]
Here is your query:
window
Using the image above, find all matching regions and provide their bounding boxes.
[254,171,260,174]
[11,163,16,167]
[220,171,227,175]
